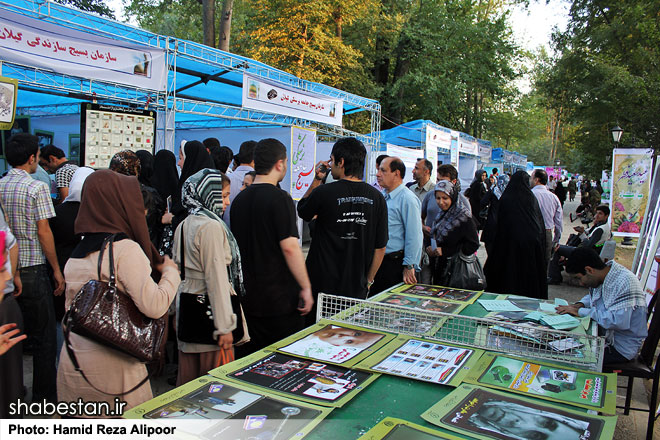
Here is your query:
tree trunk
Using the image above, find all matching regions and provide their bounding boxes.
[333,6,343,39]
[202,0,215,47]
[465,90,472,134]
[218,0,234,51]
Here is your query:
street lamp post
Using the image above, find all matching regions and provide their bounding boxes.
[610,125,634,247]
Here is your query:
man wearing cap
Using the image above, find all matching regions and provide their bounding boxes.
[224,140,256,227]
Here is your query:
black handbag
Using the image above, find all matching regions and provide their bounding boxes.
[63,234,166,395]
[447,252,486,291]
[176,223,245,345]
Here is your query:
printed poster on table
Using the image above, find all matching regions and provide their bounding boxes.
[358,417,463,440]
[422,384,617,440]
[124,376,330,439]
[610,147,654,237]
[209,350,377,407]
[373,293,468,315]
[269,320,395,367]
[242,75,343,126]
[290,126,316,200]
[0,10,167,91]
[355,336,482,387]
[0,76,18,130]
[388,283,482,304]
[464,353,616,414]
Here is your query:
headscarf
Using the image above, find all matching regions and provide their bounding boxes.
[178,141,214,193]
[63,166,95,203]
[152,149,180,203]
[135,150,155,187]
[182,168,245,297]
[75,169,163,269]
[493,174,510,200]
[471,169,487,186]
[431,180,472,241]
[109,150,141,177]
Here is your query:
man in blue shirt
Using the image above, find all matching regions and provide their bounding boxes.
[370,157,423,295]
[557,247,647,365]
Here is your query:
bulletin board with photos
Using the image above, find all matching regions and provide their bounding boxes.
[80,103,156,169]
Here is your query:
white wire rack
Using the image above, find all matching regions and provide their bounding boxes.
[317,293,605,371]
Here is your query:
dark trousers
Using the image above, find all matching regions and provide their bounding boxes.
[235,310,304,359]
[370,251,404,297]
[17,264,57,402]
[548,245,577,282]
[603,345,630,366]
[0,293,24,417]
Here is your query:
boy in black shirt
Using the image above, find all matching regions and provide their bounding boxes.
[298,138,388,324]
[231,138,313,355]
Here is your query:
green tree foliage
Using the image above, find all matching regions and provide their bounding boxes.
[534,0,660,176]
[54,0,115,18]
[125,0,205,42]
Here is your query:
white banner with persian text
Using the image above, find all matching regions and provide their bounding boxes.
[243,75,343,126]
[0,11,167,91]
[458,137,478,156]
[425,125,451,152]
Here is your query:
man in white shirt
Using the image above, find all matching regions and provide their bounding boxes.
[530,169,562,267]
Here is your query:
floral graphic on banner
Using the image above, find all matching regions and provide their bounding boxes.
[610,148,654,237]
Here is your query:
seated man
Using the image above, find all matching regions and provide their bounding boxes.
[556,247,647,365]
[548,204,612,284]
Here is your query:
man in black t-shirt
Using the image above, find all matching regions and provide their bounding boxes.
[231,138,314,356]
[298,138,388,322]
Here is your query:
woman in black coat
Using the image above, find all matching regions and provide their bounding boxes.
[484,170,548,299]
[466,169,488,229]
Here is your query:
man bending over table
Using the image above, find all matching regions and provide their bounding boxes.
[556,247,647,365]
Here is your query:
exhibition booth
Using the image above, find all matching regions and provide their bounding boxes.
[0,0,380,197]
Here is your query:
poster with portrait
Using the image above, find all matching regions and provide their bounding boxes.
[422,384,617,440]
[269,320,395,367]
[610,147,654,237]
[375,293,468,315]
[355,336,481,387]
[358,417,462,440]
[124,376,330,439]
[464,353,616,414]
[388,283,482,304]
[209,350,378,407]
[0,76,18,131]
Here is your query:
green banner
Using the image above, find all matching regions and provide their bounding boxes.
[422,384,617,440]
[464,352,616,414]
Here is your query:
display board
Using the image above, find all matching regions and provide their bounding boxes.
[358,417,462,440]
[355,336,482,387]
[124,376,331,439]
[422,384,617,440]
[290,126,316,200]
[268,320,395,367]
[209,350,378,407]
[0,76,18,131]
[610,147,654,237]
[464,352,616,414]
[387,284,482,304]
[80,102,156,169]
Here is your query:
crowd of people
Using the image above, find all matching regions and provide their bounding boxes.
[0,132,647,417]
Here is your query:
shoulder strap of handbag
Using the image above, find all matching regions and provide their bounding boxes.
[180,222,186,281]
[63,234,152,397]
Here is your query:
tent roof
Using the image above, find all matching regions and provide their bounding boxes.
[4,0,378,131]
